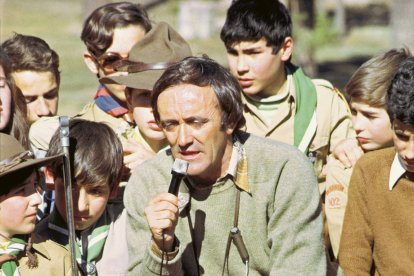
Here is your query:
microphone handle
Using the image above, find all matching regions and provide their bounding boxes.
[231,227,249,264]
[168,173,184,196]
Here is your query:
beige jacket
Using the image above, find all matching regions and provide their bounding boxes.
[29,102,129,154]
[35,204,128,276]
[6,234,73,276]
[242,74,355,193]
[324,158,352,258]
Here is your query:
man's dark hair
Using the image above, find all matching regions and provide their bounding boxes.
[387,57,414,125]
[81,1,152,57]
[220,0,292,54]
[47,119,123,193]
[2,33,60,86]
[152,55,246,131]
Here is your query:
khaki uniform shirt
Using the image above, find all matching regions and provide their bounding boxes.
[35,205,128,276]
[29,102,131,155]
[325,158,352,258]
[242,73,355,193]
[6,234,73,276]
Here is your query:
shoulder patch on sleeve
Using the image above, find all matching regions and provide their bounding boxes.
[313,79,350,112]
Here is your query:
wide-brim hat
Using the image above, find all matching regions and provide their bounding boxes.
[100,22,192,91]
[0,133,63,196]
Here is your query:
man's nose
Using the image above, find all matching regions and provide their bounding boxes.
[76,189,89,213]
[352,114,365,133]
[29,190,43,207]
[177,124,193,148]
[36,97,51,117]
[237,56,249,73]
[403,140,414,159]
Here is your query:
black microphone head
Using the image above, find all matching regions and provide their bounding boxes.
[172,158,189,175]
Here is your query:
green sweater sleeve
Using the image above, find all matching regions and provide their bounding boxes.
[267,148,327,275]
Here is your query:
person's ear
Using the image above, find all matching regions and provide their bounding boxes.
[83,51,99,74]
[43,167,56,190]
[224,121,236,136]
[280,37,293,62]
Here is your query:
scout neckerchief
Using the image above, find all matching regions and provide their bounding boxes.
[94,84,129,118]
[47,209,110,275]
[287,63,318,154]
[0,237,26,276]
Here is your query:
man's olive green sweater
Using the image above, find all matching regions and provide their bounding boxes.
[125,132,326,275]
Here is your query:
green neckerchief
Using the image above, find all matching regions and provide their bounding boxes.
[0,237,26,276]
[288,63,317,153]
[47,209,110,275]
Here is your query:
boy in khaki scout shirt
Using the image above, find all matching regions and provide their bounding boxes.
[35,119,126,275]
[220,0,355,192]
[29,2,152,158]
[0,133,72,275]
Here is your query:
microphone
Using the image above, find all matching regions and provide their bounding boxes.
[168,158,189,196]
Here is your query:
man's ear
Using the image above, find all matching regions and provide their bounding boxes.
[43,167,56,190]
[280,36,293,62]
[83,51,99,74]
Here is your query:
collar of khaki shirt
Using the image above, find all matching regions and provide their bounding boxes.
[242,66,297,113]
[186,135,250,193]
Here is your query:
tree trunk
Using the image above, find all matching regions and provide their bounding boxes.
[391,0,414,52]
[335,0,346,39]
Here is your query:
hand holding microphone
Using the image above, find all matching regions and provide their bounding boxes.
[144,159,189,252]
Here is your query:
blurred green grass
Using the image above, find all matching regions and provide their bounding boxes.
[1,0,390,115]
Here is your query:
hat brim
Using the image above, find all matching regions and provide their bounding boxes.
[100,69,165,91]
[0,153,64,178]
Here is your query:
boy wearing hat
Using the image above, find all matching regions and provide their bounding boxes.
[29,1,152,157]
[100,21,192,171]
[35,119,126,275]
[0,133,72,275]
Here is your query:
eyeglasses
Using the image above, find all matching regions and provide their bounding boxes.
[91,52,128,75]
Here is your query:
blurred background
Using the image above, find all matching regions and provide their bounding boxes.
[1,0,413,116]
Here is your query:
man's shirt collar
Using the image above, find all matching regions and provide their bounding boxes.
[389,153,406,190]
[218,136,250,193]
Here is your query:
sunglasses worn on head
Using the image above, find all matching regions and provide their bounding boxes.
[92,52,128,75]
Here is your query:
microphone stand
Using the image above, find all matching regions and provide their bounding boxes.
[59,116,78,276]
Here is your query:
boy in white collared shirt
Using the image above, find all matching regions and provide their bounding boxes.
[338,57,414,274]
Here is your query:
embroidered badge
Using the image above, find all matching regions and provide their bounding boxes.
[326,183,346,209]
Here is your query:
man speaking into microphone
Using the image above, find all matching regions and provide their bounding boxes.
[124,56,326,275]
